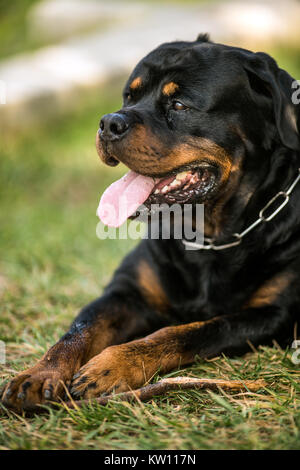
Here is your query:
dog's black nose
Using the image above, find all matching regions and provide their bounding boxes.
[99,113,129,141]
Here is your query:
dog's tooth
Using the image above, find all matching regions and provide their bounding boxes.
[170,180,179,188]
[176,171,188,181]
[154,189,160,194]
[161,185,169,194]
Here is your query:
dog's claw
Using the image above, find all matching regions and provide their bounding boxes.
[70,386,82,398]
[4,387,12,398]
[44,389,52,400]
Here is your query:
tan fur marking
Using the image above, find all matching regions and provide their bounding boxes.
[130,76,142,90]
[166,140,232,183]
[162,82,179,96]
[245,273,293,308]
[138,261,169,312]
[117,124,232,182]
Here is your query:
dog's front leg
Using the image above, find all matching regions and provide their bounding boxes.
[71,305,290,399]
[1,291,164,411]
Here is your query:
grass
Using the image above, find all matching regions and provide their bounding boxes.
[0,47,300,449]
[1,349,300,450]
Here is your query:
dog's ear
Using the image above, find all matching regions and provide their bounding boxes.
[243,52,299,151]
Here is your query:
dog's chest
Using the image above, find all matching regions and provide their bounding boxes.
[161,258,245,321]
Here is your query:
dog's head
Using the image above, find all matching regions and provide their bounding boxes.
[96,35,300,227]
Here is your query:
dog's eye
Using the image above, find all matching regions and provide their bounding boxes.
[124,92,131,102]
[172,101,187,111]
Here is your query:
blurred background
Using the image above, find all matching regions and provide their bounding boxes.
[0,0,300,346]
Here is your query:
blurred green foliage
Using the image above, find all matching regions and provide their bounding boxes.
[271,45,300,78]
[0,0,40,59]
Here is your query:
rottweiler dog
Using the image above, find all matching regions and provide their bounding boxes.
[2,34,300,411]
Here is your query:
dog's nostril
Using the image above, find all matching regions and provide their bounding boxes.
[110,123,119,134]
[100,113,129,139]
[109,115,128,136]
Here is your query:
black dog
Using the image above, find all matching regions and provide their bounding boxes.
[2,34,300,411]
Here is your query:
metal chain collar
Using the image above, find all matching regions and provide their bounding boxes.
[182,168,300,251]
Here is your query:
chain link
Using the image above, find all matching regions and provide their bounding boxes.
[182,168,300,251]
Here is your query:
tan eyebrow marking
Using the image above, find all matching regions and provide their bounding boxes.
[162,82,179,96]
[130,76,142,90]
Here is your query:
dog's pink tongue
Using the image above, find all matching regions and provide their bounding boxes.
[97,170,157,227]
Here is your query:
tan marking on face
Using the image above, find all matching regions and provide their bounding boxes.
[162,82,179,96]
[245,273,293,309]
[137,260,169,313]
[115,124,232,182]
[166,139,232,183]
[130,76,142,90]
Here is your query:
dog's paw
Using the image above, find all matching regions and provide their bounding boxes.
[70,343,158,399]
[1,364,71,412]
